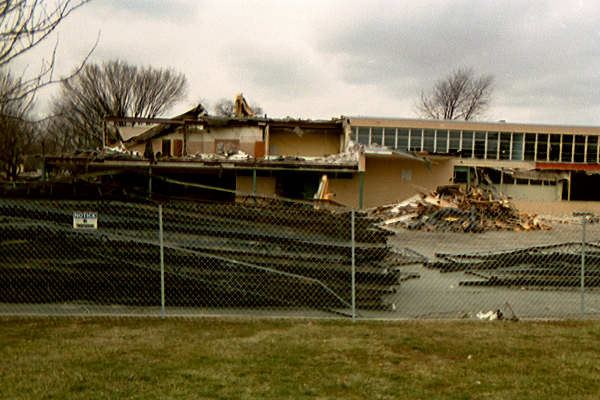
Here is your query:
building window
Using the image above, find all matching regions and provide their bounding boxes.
[561,135,573,162]
[436,129,448,153]
[423,129,435,152]
[371,127,383,145]
[474,131,486,159]
[536,134,548,161]
[384,128,396,148]
[549,134,560,161]
[499,132,511,160]
[487,132,499,159]
[449,130,461,153]
[574,135,585,163]
[358,127,369,145]
[524,133,536,160]
[512,133,524,160]
[462,131,474,157]
[398,129,409,150]
[409,128,422,151]
[587,136,598,163]
[161,139,171,156]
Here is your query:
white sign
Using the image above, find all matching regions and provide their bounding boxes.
[73,211,98,230]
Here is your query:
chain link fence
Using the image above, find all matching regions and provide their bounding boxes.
[1,197,599,320]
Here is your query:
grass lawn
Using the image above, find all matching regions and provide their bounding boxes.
[1,317,599,399]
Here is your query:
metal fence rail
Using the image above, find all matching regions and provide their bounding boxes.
[1,198,599,320]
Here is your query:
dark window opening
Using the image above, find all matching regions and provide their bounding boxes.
[561,135,573,162]
[499,132,511,160]
[487,132,499,159]
[587,136,598,163]
[275,172,321,200]
[549,134,561,161]
[570,172,600,200]
[449,130,461,153]
[536,134,548,161]
[474,132,486,159]
[161,139,171,156]
[461,131,473,157]
[484,168,502,184]
[524,133,536,160]
[574,135,585,163]
[503,174,515,184]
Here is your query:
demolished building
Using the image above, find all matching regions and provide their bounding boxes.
[29,105,600,216]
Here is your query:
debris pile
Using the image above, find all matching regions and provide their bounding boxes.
[371,185,551,232]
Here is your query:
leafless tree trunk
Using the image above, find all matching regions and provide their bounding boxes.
[0,69,35,180]
[47,59,188,150]
[417,67,493,121]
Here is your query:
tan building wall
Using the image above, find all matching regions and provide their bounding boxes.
[492,183,562,201]
[328,176,360,208]
[236,175,276,196]
[513,200,600,217]
[188,126,262,156]
[362,156,454,208]
[269,131,341,157]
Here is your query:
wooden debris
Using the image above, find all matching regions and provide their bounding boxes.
[370,185,552,232]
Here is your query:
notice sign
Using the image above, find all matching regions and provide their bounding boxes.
[73,211,98,230]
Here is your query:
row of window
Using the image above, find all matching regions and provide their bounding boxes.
[353,127,600,163]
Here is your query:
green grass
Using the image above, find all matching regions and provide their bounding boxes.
[1,317,600,399]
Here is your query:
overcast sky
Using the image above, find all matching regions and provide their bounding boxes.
[12,0,600,125]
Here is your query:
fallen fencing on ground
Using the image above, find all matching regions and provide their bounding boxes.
[0,198,424,316]
[425,242,600,287]
[2,197,600,320]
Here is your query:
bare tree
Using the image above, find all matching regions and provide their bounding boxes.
[48,59,188,150]
[213,97,264,117]
[0,0,93,104]
[0,69,35,180]
[213,98,234,117]
[417,67,493,121]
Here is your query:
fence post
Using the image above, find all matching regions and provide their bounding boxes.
[575,212,593,319]
[159,204,165,319]
[351,209,356,323]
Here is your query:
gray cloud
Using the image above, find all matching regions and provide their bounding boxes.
[219,45,323,100]
[96,0,198,22]
[312,1,600,123]
[15,0,600,124]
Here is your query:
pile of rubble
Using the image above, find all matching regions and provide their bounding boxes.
[371,185,551,232]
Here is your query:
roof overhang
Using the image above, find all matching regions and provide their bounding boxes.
[45,156,359,174]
